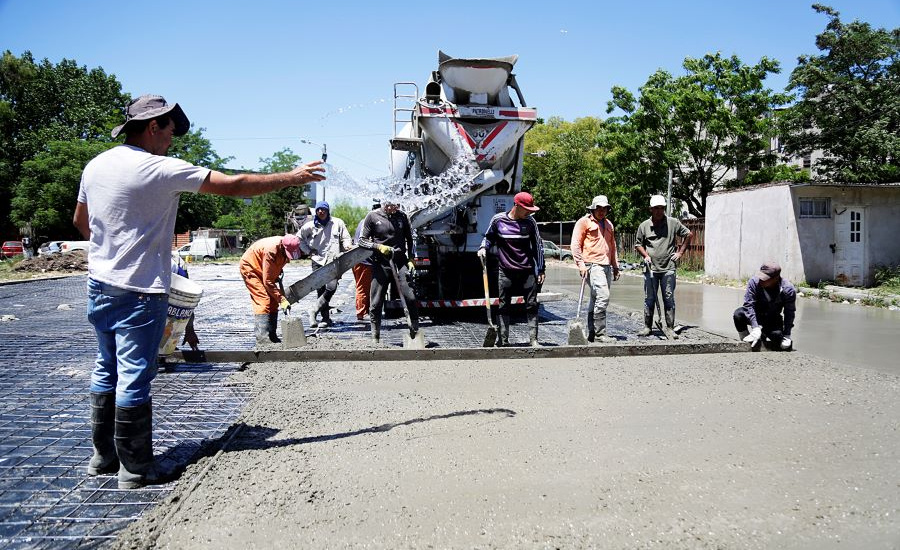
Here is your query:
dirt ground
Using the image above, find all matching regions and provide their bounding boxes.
[112,352,900,550]
[11,250,88,273]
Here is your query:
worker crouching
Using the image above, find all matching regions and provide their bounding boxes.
[239,235,302,345]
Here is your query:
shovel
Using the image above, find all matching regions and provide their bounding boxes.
[389,259,426,349]
[479,256,497,347]
[567,271,589,345]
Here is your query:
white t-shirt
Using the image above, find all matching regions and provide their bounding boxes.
[78,145,210,293]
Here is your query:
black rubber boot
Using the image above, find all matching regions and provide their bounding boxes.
[254,314,270,346]
[497,315,510,346]
[664,308,678,340]
[371,323,381,344]
[115,401,171,489]
[637,310,653,337]
[529,325,540,347]
[87,392,118,476]
[268,311,281,343]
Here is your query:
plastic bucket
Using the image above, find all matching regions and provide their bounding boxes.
[158,273,203,356]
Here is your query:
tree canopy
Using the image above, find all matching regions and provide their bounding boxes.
[605,52,790,218]
[782,4,900,183]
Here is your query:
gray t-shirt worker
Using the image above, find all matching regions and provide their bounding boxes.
[634,194,692,339]
[75,94,325,490]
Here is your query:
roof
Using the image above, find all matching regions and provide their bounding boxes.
[710,180,900,196]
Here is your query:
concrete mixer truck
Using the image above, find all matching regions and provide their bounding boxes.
[388,51,545,307]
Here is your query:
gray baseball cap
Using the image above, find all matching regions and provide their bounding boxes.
[111,94,190,138]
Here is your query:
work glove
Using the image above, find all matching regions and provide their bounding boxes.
[376,244,394,257]
[780,337,792,350]
[279,297,291,314]
[406,260,416,274]
[743,326,762,346]
[476,248,487,259]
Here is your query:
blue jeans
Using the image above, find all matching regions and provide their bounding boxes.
[87,278,168,407]
[644,270,676,314]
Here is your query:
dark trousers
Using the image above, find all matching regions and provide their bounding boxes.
[311,261,338,318]
[498,268,539,330]
[370,262,418,331]
[733,307,786,347]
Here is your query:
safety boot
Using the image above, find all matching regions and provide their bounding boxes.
[316,297,333,328]
[637,311,653,337]
[664,309,678,340]
[371,322,381,344]
[268,311,281,343]
[497,315,510,347]
[87,392,118,475]
[529,325,540,347]
[253,314,270,346]
[592,312,614,343]
[115,401,174,489]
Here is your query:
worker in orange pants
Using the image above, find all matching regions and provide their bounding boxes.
[239,235,301,344]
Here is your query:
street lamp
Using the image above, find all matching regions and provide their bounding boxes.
[299,139,328,201]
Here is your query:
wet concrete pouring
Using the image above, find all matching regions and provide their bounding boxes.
[0,263,898,548]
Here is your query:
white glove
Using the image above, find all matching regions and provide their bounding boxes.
[643,256,652,267]
[743,327,762,345]
[780,337,792,350]
[477,248,487,259]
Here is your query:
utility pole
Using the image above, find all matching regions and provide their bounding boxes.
[666,169,673,217]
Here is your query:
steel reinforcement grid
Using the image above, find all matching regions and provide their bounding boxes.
[0,275,251,549]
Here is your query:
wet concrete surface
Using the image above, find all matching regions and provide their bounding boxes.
[2,263,899,548]
[545,263,900,376]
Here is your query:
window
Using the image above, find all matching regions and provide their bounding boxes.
[802,154,812,169]
[850,211,861,242]
[799,197,831,218]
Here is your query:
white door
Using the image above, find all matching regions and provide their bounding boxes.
[833,206,865,286]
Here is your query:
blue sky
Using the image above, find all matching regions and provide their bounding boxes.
[2,0,899,202]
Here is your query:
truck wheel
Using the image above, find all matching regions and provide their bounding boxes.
[203,255,213,261]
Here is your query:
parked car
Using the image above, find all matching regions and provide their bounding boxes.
[1,240,24,258]
[60,240,90,254]
[542,240,573,261]
[38,241,64,256]
[176,238,221,261]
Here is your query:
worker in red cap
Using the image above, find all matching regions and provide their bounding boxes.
[239,234,302,345]
[478,191,545,346]
[734,261,796,351]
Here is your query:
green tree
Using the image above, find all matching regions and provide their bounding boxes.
[167,126,242,232]
[10,140,114,238]
[522,117,605,221]
[0,51,127,234]
[241,148,308,241]
[782,4,900,182]
[331,201,370,235]
[607,52,790,217]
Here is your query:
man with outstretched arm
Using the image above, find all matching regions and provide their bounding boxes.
[74,94,325,490]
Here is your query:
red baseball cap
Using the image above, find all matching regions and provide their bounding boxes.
[514,191,539,212]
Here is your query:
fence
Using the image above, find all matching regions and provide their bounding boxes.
[539,218,705,271]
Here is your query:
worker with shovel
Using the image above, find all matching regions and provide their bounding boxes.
[358,199,420,345]
[478,192,545,347]
[298,201,352,328]
[570,195,620,343]
[239,235,303,345]
[634,195,693,339]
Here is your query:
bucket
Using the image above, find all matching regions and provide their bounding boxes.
[158,273,203,357]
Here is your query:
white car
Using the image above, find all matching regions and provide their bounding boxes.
[38,241,64,256]
[60,240,90,253]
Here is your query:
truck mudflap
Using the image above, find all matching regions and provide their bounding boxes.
[386,292,562,309]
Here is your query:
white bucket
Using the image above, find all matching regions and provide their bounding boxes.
[159,273,203,356]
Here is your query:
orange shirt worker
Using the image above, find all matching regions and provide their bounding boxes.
[239,235,301,345]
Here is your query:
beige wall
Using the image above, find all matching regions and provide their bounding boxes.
[707,183,900,286]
